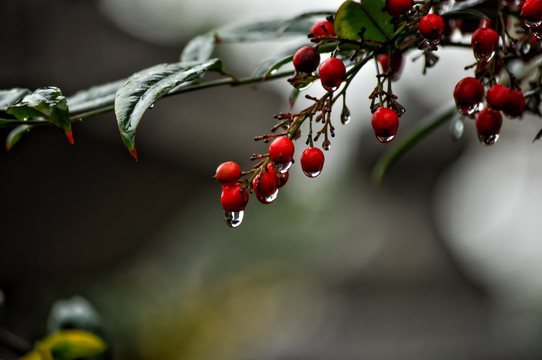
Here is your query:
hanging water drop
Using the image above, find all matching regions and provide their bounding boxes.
[272,161,292,174]
[450,117,464,140]
[224,210,244,228]
[341,105,351,125]
[478,134,499,145]
[457,103,479,117]
[257,188,279,204]
[149,103,155,109]
[376,135,395,143]
[303,169,321,178]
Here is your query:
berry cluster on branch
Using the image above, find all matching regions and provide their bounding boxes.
[215,0,542,227]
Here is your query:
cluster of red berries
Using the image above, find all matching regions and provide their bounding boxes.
[451,3,536,145]
[214,0,542,226]
[215,136,325,227]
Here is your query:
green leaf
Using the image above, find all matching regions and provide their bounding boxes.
[334,0,394,45]
[180,12,332,62]
[6,87,73,143]
[252,40,309,79]
[115,59,224,158]
[372,105,457,184]
[6,124,32,151]
[0,88,31,112]
[67,79,125,114]
[180,33,216,63]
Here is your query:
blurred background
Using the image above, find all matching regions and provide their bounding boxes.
[1,0,542,359]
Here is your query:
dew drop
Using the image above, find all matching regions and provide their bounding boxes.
[525,20,542,30]
[450,117,464,140]
[296,82,312,91]
[478,133,499,146]
[303,169,321,178]
[341,106,351,125]
[149,103,155,109]
[224,210,244,228]
[376,135,395,143]
[272,161,292,174]
[22,117,29,122]
[457,103,479,117]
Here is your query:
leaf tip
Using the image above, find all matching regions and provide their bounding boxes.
[130,148,138,161]
[65,130,74,145]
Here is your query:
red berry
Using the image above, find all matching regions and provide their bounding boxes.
[386,0,413,17]
[486,84,510,110]
[418,14,445,40]
[221,183,249,212]
[453,77,484,115]
[471,27,499,61]
[503,88,526,118]
[253,163,279,203]
[214,161,242,185]
[276,171,289,188]
[268,136,295,170]
[377,52,403,81]
[310,20,335,37]
[300,147,325,178]
[475,108,502,145]
[521,0,542,23]
[293,46,320,74]
[319,57,346,92]
[371,107,399,143]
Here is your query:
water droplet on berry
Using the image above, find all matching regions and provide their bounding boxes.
[525,20,542,30]
[450,117,464,140]
[457,103,479,117]
[303,169,321,178]
[376,135,395,143]
[224,210,244,228]
[341,106,351,125]
[478,134,499,145]
[272,161,292,174]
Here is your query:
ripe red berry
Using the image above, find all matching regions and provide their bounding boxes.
[471,27,499,61]
[214,161,242,185]
[371,107,399,143]
[300,147,325,178]
[293,46,320,74]
[418,14,445,41]
[310,20,335,37]
[386,0,413,17]
[486,84,510,110]
[253,163,279,203]
[503,88,526,118]
[319,57,346,92]
[453,77,484,115]
[269,136,295,171]
[377,52,403,81]
[521,0,542,23]
[221,183,249,212]
[475,108,502,145]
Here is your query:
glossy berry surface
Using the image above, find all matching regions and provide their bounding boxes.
[300,147,325,178]
[476,108,502,145]
[503,88,526,118]
[268,136,295,166]
[453,77,484,115]
[221,183,249,212]
[319,57,346,92]
[293,46,320,74]
[471,27,499,61]
[310,20,335,37]
[371,107,399,143]
[214,161,242,185]
[253,164,279,203]
[386,0,413,17]
[418,14,445,40]
[486,84,510,110]
[521,0,542,22]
